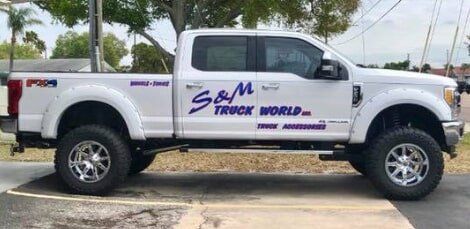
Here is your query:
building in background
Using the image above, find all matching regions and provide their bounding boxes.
[430,67,470,82]
[0,59,115,73]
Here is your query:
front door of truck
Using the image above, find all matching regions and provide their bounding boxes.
[180,35,257,139]
[256,36,352,141]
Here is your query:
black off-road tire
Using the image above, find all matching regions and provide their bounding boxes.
[129,153,156,175]
[55,125,131,195]
[364,127,444,200]
[349,160,367,176]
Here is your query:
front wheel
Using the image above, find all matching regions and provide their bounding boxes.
[365,127,444,200]
[55,125,131,195]
[349,160,367,176]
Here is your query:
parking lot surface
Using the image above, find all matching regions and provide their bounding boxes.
[0,161,53,193]
[1,171,414,229]
[1,164,470,228]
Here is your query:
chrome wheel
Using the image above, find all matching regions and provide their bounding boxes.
[68,141,111,183]
[385,143,429,187]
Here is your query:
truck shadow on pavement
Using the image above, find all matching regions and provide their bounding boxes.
[13,172,385,202]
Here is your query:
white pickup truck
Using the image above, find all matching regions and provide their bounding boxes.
[1,29,464,200]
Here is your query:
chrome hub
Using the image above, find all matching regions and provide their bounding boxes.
[68,141,111,183]
[385,143,429,187]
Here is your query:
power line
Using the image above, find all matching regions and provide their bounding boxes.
[351,0,384,26]
[446,0,465,77]
[423,0,443,66]
[361,6,367,66]
[419,0,439,72]
[455,5,470,65]
[333,0,403,45]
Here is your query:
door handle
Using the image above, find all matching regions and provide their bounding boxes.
[262,83,280,90]
[186,82,204,89]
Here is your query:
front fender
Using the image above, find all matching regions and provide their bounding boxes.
[349,88,451,144]
[41,85,146,140]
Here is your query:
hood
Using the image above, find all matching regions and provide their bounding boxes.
[356,68,457,87]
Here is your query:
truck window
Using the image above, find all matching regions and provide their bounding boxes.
[192,36,249,72]
[263,37,323,78]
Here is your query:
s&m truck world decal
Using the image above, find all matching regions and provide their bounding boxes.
[190,82,255,115]
[189,82,312,117]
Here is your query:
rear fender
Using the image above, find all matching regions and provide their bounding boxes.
[41,85,145,140]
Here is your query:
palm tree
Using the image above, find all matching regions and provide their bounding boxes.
[461,63,470,80]
[1,6,42,72]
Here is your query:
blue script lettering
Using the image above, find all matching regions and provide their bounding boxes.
[189,82,254,114]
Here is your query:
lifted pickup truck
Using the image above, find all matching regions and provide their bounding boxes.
[1,29,464,200]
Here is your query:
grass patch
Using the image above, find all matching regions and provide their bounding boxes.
[1,134,469,174]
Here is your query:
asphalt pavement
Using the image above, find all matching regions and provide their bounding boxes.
[392,175,470,229]
[0,168,469,228]
[1,171,413,228]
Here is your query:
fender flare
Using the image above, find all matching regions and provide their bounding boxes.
[41,85,146,140]
[349,88,451,144]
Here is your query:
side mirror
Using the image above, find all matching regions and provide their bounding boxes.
[317,52,341,80]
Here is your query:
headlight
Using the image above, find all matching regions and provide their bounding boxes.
[444,87,456,106]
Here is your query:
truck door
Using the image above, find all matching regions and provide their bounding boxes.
[256,36,352,141]
[179,35,257,139]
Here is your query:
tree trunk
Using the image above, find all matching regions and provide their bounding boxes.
[9,31,15,72]
[172,0,186,39]
[137,30,175,67]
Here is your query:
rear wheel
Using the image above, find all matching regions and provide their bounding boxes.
[55,125,131,195]
[129,153,156,175]
[365,127,443,200]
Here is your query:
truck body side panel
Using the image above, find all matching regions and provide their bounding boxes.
[9,72,173,140]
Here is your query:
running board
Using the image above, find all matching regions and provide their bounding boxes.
[142,144,189,156]
[179,148,341,155]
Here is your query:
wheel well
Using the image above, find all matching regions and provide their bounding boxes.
[365,104,446,149]
[57,101,129,140]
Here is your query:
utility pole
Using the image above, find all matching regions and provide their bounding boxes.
[446,49,449,68]
[97,0,104,70]
[446,0,464,78]
[406,53,410,71]
[88,0,103,72]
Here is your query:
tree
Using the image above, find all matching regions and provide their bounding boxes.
[0,41,42,59]
[23,31,46,56]
[461,63,470,78]
[366,64,379,68]
[411,63,431,73]
[51,31,128,69]
[421,63,431,73]
[131,42,171,73]
[383,60,410,71]
[37,0,305,59]
[444,64,454,72]
[293,0,360,43]
[1,6,42,71]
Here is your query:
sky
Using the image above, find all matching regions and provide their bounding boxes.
[0,0,469,69]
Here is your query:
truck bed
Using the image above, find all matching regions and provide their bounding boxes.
[9,72,174,139]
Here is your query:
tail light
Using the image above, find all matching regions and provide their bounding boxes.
[7,80,22,117]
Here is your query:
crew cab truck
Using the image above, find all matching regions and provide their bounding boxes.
[1,29,464,200]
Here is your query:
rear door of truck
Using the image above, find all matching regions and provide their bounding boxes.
[177,32,258,139]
